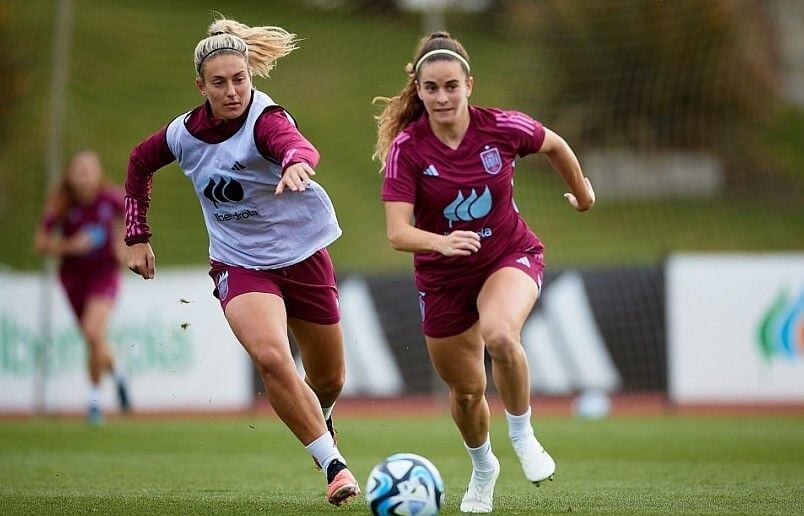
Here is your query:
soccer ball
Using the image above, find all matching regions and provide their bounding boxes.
[365,453,445,516]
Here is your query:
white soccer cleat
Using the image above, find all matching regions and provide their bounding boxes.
[513,436,556,485]
[459,454,501,513]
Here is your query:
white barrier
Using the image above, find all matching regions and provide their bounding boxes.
[0,268,252,413]
[668,253,804,403]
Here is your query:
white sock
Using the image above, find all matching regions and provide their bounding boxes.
[465,436,496,472]
[88,385,101,407]
[305,431,344,472]
[322,404,334,420]
[113,361,128,384]
[506,407,536,442]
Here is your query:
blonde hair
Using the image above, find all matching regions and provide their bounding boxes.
[194,14,298,79]
[372,32,471,166]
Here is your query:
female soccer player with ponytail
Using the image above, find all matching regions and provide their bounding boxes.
[125,16,358,506]
[376,32,595,513]
[36,150,131,426]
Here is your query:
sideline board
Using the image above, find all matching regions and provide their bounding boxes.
[0,268,252,413]
[668,253,804,403]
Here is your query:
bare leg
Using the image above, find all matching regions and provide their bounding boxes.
[289,318,345,410]
[80,297,117,385]
[225,293,327,445]
[227,294,358,505]
[477,267,539,415]
[429,326,501,513]
[425,325,489,447]
[478,267,555,484]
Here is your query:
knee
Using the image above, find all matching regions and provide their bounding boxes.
[309,369,345,396]
[251,347,291,378]
[483,327,521,364]
[81,327,105,353]
[451,387,486,413]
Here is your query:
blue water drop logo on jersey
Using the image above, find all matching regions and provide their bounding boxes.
[84,224,108,250]
[443,186,492,228]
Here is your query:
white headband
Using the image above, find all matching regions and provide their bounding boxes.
[414,49,471,74]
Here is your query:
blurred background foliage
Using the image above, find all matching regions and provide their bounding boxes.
[0,0,801,274]
[512,1,783,185]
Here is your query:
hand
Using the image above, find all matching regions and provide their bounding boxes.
[35,229,92,256]
[275,162,316,195]
[127,242,156,279]
[564,176,596,212]
[39,236,66,256]
[60,232,94,256]
[436,230,481,256]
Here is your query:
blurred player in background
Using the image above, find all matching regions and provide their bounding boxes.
[375,32,595,513]
[124,16,359,507]
[35,149,131,426]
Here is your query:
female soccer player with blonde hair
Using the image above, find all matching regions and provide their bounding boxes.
[125,16,358,506]
[376,32,595,513]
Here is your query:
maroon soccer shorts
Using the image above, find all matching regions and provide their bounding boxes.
[60,266,121,319]
[417,250,544,339]
[208,249,340,325]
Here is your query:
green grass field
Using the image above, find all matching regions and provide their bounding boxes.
[1,414,802,515]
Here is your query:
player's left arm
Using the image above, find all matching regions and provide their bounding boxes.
[34,225,60,256]
[255,108,320,195]
[538,128,595,212]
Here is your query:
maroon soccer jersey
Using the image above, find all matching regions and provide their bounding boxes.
[40,186,124,317]
[381,106,546,288]
[40,186,124,277]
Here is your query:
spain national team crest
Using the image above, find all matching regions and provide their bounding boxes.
[480,147,502,175]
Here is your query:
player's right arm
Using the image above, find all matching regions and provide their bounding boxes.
[34,225,95,257]
[34,206,97,257]
[381,132,480,257]
[125,126,175,280]
[384,202,480,257]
